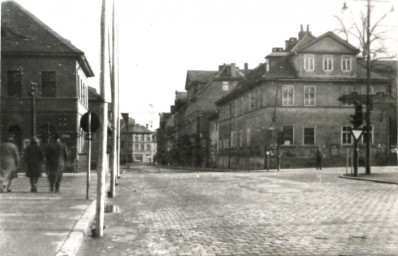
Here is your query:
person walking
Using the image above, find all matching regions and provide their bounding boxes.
[45,135,69,193]
[0,136,20,192]
[316,148,323,170]
[24,137,44,192]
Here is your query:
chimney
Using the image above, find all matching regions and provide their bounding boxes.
[298,24,306,40]
[244,63,248,75]
[231,63,236,77]
[307,24,309,32]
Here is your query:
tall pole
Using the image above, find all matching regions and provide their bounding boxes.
[365,0,372,174]
[86,111,92,200]
[31,82,37,137]
[109,0,117,198]
[95,0,107,238]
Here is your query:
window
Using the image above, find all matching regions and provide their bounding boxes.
[231,131,235,148]
[362,126,374,144]
[146,144,151,151]
[282,126,293,145]
[7,71,22,97]
[341,86,353,106]
[282,85,294,106]
[140,144,144,151]
[304,127,315,145]
[304,54,314,71]
[222,81,229,91]
[304,86,316,106]
[42,71,56,97]
[246,128,251,146]
[341,126,353,145]
[362,86,375,95]
[323,55,333,71]
[234,100,238,117]
[134,144,139,151]
[342,56,352,72]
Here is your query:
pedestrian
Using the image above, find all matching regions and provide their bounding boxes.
[45,134,69,193]
[0,136,20,192]
[24,137,44,192]
[316,147,323,170]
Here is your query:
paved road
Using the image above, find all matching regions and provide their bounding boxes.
[78,166,398,256]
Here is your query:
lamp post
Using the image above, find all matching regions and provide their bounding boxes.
[30,82,37,137]
[342,0,372,174]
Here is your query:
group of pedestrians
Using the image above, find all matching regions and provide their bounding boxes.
[0,134,69,193]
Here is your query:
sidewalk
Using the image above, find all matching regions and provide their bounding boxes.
[339,166,398,184]
[0,173,97,256]
[156,164,398,184]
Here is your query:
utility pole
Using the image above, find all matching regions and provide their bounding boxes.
[365,0,372,174]
[109,0,117,198]
[95,0,107,238]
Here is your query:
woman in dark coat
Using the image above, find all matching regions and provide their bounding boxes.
[24,137,44,192]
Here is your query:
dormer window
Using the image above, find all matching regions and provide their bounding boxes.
[304,54,314,71]
[323,55,333,71]
[222,81,229,91]
[342,56,352,72]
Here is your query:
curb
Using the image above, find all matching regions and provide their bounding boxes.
[339,175,398,185]
[55,200,97,256]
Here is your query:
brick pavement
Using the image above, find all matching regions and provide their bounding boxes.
[78,167,398,256]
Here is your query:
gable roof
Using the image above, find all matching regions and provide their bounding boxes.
[295,31,360,54]
[1,1,94,77]
[185,70,217,90]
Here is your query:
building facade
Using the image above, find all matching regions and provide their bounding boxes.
[120,119,157,164]
[216,26,393,169]
[1,1,94,166]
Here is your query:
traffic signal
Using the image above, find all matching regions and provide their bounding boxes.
[350,102,363,128]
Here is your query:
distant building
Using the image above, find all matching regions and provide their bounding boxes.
[216,25,394,169]
[1,1,94,166]
[120,119,157,164]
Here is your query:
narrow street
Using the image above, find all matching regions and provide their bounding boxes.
[78,165,398,255]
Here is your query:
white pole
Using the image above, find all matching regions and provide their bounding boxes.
[109,0,117,198]
[95,0,107,237]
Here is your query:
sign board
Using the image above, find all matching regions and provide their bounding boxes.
[351,129,363,141]
[80,112,100,133]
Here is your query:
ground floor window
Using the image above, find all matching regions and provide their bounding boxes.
[341,126,352,145]
[362,126,374,144]
[304,127,315,145]
[282,126,293,145]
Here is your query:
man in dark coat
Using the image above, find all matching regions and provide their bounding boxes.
[45,135,69,193]
[24,137,44,192]
[316,148,323,170]
[0,136,20,192]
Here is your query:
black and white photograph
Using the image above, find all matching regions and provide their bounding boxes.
[0,0,397,255]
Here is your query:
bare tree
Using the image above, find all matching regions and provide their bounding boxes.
[334,3,396,63]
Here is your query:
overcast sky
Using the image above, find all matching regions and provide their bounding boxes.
[7,0,398,129]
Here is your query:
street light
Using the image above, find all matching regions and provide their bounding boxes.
[342,0,372,174]
[30,82,37,137]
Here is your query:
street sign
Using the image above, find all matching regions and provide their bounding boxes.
[80,112,100,133]
[351,128,363,141]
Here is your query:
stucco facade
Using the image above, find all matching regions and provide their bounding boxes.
[216,27,393,169]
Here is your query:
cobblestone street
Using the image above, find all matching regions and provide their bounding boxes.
[78,166,398,255]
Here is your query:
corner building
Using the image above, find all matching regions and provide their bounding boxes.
[1,1,94,164]
[216,26,393,169]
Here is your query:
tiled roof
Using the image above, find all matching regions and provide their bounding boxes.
[185,70,217,90]
[1,1,94,77]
